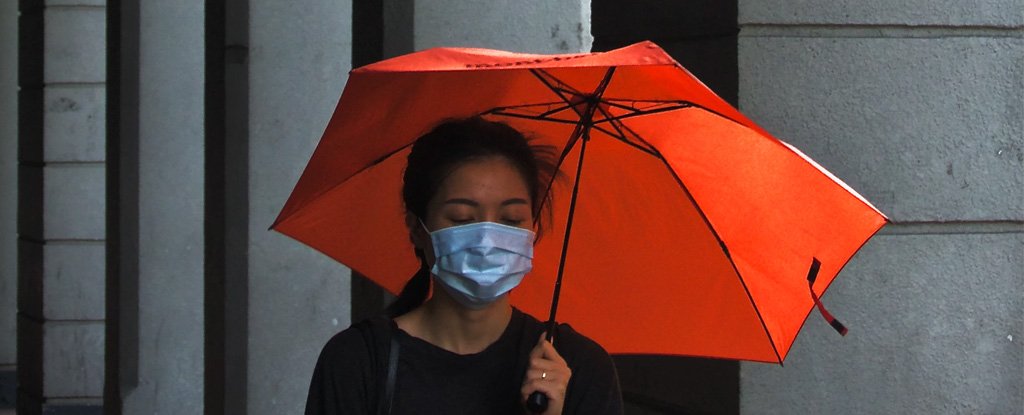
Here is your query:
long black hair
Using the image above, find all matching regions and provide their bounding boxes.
[385,116,557,318]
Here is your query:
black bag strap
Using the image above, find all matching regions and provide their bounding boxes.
[383,333,400,415]
[365,316,399,415]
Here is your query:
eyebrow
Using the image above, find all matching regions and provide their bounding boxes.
[442,198,530,207]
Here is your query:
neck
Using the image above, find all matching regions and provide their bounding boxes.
[398,288,513,355]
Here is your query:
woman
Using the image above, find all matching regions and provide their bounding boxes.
[305,117,624,414]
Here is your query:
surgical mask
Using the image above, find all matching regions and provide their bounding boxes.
[426,221,536,309]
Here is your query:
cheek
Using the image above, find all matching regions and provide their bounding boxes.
[411,226,438,267]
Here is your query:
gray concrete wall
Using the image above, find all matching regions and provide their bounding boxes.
[246,1,352,414]
[1,0,18,377]
[737,2,1023,413]
[17,1,108,412]
[411,0,592,53]
[120,0,205,413]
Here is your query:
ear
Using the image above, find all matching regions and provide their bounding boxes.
[406,212,430,251]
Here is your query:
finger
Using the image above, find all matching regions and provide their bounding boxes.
[529,332,547,360]
[525,365,568,383]
[535,338,568,366]
[526,358,568,377]
[520,378,567,406]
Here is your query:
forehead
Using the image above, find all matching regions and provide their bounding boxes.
[434,156,531,201]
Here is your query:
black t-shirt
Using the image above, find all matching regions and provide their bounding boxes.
[305,308,623,414]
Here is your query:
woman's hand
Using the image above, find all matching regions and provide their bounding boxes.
[521,333,572,414]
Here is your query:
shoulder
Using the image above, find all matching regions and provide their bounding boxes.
[306,319,392,414]
[320,320,372,356]
[514,310,613,369]
[314,317,391,373]
[553,322,612,366]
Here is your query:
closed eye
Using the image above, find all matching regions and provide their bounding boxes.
[501,218,525,226]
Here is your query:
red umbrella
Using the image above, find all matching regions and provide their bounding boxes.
[271,41,887,363]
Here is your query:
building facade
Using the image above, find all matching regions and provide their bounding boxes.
[0,1,1020,414]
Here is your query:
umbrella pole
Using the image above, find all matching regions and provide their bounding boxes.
[543,125,591,342]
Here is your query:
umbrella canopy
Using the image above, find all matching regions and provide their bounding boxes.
[271,41,887,364]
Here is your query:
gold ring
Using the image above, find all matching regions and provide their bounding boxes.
[541,372,547,380]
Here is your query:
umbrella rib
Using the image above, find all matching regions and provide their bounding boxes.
[590,98,749,131]
[589,124,659,157]
[589,95,661,156]
[592,98,685,114]
[787,221,887,362]
[593,102,695,124]
[538,103,580,118]
[272,140,418,229]
[608,118,663,156]
[486,101,578,119]
[529,69,592,116]
[594,99,644,114]
[487,101,568,110]
[487,110,587,125]
[531,70,588,102]
[654,154,784,364]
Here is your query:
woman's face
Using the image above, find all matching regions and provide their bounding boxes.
[415,156,534,260]
[425,156,534,231]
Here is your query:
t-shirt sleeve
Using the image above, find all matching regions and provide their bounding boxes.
[559,325,625,415]
[305,327,375,415]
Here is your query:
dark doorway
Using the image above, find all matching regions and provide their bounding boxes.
[592,1,741,414]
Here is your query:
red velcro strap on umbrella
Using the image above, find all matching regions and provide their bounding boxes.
[807,258,848,336]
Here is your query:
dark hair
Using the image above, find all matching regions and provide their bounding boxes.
[385,116,557,317]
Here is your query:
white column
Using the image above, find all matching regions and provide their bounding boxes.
[26,1,108,412]
[121,0,205,412]
[246,1,352,414]
[413,0,592,53]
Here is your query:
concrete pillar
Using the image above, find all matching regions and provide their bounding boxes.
[410,0,592,52]
[0,0,18,408]
[17,1,107,413]
[737,2,1023,413]
[246,1,352,414]
[118,0,205,413]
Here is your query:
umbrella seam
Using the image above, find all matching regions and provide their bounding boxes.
[272,140,417,229]
[784,217,890,358]
[655,154,785,364]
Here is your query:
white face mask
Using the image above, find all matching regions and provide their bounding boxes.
[425,221,536,309]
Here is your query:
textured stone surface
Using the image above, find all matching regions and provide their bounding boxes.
[739,37,1024,222]
[47,0,106,6]
[43,165,105,240]
[247,1,352,413]
[43,86,105,162]
[43,243,105,320]
[741,233,1024,414]
[42,322,104,397]
[1,0,18,366]
[739,0,1024,26]
[119,1,205,413]
[413,0,593,53]
[43,8,105,83]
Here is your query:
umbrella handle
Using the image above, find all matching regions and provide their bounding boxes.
[526,391,548,413]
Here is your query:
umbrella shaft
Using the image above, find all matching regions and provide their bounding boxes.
[545,127,591,341]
